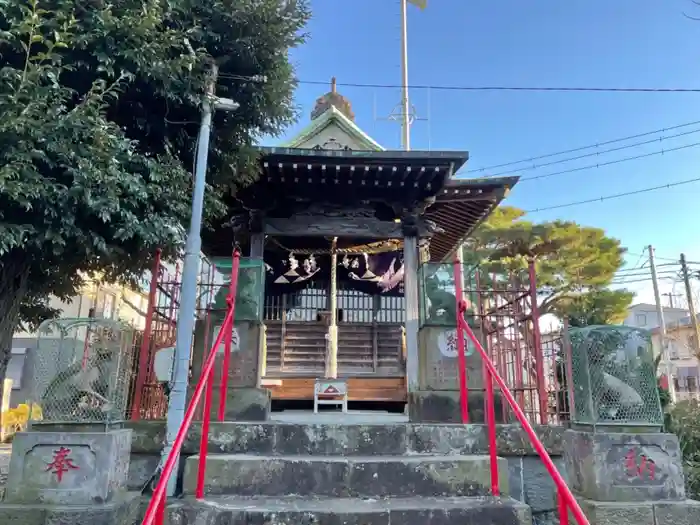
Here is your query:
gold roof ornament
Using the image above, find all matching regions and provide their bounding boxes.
[310,77,355,122]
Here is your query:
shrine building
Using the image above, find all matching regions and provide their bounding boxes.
[190,78,519,420]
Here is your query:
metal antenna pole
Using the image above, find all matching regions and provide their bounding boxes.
[377,0,427,149]
[649,245,674,401]
[400,0,410,151]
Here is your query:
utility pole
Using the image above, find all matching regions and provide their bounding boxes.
[662,292,681,309]
[161,63,241,497]
[681,253,700,358]
[649,246,674,400]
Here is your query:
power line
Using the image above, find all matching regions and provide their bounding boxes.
[616,267,678,275]
[629,249,647,271]
[612,274,680,284]
[514,141,700,182]
[625,253,700,266]
[467,120,700,174]
[525,176,700,213]
[484,129,700,180]
[613,278,678,285]
[626,252,680,263]
[296,79,700,94]
[613,271,679,280]
[617,262,678,272]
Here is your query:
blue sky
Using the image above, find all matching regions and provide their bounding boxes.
[273,0,700,303]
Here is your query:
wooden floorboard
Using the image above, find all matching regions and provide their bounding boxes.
[263,376,407,402]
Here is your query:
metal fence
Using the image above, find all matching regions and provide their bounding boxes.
[31,318,135,425]
[420,260,561,425]
[568,325,663,428]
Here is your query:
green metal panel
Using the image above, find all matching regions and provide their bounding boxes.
[209,257,265,322]
[569,325,663,428]
[418,262,478,328]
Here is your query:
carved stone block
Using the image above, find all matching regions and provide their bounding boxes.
[4,429,132,505]
[562,429,685,502]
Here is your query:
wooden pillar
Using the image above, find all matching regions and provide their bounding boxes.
[327,237,339,378]
[250,232,264,258]
[403,234,420,392]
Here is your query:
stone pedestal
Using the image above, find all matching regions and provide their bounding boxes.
[562,429,699,525]
[408,389,507,423]
[410,325,509,423]
[572,499,700,525]
[199,387,271,421]
[190,320,270,421]
[0,429,141,524]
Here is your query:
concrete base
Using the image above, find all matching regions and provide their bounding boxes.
[196,387,270,421]
[408,389,508,423]
[183,453,510,497]
[0,490,141,525]
[270,409,409,424]
[562,429,686,502]
[572,497,700,525]
[166,495,532,525]
[178,421,564,457]
[5,429,132,505]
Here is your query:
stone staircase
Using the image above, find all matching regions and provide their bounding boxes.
[167,422,532,525]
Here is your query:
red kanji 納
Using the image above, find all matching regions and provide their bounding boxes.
[625,449,656,481]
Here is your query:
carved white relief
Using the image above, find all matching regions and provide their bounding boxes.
[312,137,351,151]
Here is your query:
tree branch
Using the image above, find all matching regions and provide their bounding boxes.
[118,295,149,320]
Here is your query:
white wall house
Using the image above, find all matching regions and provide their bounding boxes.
[651,314,700,402]
[622,303,694,402]
[622,303,689,331]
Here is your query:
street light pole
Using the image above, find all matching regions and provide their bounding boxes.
[160,63,241,496]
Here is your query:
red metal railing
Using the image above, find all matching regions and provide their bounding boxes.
[454,261,589,525]
[131,249,162,419]
[140,251,241,525]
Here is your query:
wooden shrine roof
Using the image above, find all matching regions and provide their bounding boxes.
[205,148,517,260]
[233,147,470,210]
[425,176,518,262]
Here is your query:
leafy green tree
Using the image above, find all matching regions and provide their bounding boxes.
[0,0,310,398]
[555,288,635,328]
[465,206,637,423]
[465,206,631,314]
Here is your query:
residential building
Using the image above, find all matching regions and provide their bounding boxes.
[651,314,700,402]
[623,303,689,331]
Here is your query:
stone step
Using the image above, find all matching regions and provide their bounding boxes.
[182,454,509,498]
[181,421,548,457]
[166,495,531,525]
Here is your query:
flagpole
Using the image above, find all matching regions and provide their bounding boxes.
[400,0,411,151]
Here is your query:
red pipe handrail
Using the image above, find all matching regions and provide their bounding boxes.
[482,349,500,496]
[218,250,240,421]
[453,257,469,423]
[455,301,589,525]
[141,253,240,525]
